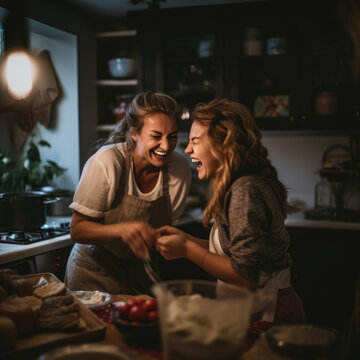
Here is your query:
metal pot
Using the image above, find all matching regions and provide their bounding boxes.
[36,186,74,216]
[0,191,59,231]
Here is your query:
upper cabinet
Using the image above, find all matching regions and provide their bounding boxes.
[96,30,139,135]
[128,1,360,133]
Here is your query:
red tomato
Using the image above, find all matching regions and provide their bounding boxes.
[129,305,148,322]
[117,303,131,321]
[147,310,158,323]
[128,299,143,308]
[142,298,157,313]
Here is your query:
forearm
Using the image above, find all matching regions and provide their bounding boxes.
[70,219,120,245]
[185,241,257,292]
[187,233,209,249]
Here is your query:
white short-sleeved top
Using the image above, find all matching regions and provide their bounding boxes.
[70,143,192,223]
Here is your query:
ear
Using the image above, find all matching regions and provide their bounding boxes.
[130,127,137,142]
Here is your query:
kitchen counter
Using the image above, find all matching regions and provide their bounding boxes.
[2,211,360,267]
[0,216,73,265]
[0,233,73,265]
[179,207,360,231]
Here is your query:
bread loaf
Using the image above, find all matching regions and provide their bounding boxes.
[21,296,43,313]
[37,294,80,331]
[33,282,65,299]
[0,316,17,350]
[0,297,36,337]
[6,277,33,297]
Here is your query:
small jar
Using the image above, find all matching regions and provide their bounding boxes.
[315,92,337,115]
[315,178,333,209]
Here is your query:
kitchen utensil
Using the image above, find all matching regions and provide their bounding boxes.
[152,280,253,360]
[0,192,59,231]
[143,259,161,283]
[108,58,136,78]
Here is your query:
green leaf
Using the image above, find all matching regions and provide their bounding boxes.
[38,140,51,148]
[27,141,41,162]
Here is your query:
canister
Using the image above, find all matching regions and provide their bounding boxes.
[315,92,337,115]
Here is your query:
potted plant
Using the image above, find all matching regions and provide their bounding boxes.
[0,138,67,193]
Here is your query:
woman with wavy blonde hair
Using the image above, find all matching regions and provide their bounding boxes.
[157,98,306,325]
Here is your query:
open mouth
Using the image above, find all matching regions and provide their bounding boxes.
[152,150,168,159]
[192,158,202,170]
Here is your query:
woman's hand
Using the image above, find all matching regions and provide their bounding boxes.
[119,222,156,260]
[155,225,189,260]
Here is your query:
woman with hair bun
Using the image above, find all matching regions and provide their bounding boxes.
[156,98,306,325]
[65,91,191,294]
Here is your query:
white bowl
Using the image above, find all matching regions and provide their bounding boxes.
[108,58,136,78]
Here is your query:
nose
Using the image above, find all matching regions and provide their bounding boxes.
[184,143,192,154]
[160,137,170,151]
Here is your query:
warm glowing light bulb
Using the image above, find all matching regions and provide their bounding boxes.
[5,51,35,100]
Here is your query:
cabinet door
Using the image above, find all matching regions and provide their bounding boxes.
[163,32,218,132]
[299,14,360,131]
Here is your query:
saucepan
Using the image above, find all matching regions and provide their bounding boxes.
[0,191,59,231]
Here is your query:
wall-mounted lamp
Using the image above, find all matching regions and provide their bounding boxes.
[1,0,36,101]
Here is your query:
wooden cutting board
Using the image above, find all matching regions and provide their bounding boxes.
[1,273,107,360]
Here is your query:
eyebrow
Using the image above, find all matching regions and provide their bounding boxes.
[190,136,200,142]
[150,130,178,135]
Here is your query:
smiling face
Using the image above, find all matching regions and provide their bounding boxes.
[132,113,178,169]
[185,121,220,180]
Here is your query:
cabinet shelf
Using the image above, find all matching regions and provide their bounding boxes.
[96,79,138,86]
[97,124,117,132]
[96,30,136,38]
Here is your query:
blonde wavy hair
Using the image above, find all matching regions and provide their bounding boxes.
[105,91,178,149]
[191,98,288,227]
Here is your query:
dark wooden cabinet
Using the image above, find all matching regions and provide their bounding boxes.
[128,0,360,133]
[287,226,360,333]
[96,30,139,137]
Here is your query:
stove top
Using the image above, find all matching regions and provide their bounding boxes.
[0,223,70,245]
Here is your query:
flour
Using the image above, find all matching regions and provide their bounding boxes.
[163,294,250,360]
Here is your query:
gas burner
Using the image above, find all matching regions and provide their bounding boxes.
[6,232,30,242]
[0,227,70,245]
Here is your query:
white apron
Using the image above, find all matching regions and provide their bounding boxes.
[209,225,291,323]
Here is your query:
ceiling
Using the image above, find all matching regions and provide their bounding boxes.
[56,0,262,18]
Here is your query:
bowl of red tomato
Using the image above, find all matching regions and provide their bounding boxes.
[111,298,160,349]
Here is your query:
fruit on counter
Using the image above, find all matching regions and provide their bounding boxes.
[0,297,37,337]
[117,298,158,325]
[0,316,17,350]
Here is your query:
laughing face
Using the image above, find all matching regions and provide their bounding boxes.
[185,121,220,180]
[132,113,178,169]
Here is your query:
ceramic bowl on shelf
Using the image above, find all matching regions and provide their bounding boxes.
[108,58,136,78]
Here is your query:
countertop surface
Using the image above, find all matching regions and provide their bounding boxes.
[1,211,360,266]
[0,216,73,265]
[178,207,360,230]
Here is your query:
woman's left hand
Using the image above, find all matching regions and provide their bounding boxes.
[155,225,188,260]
